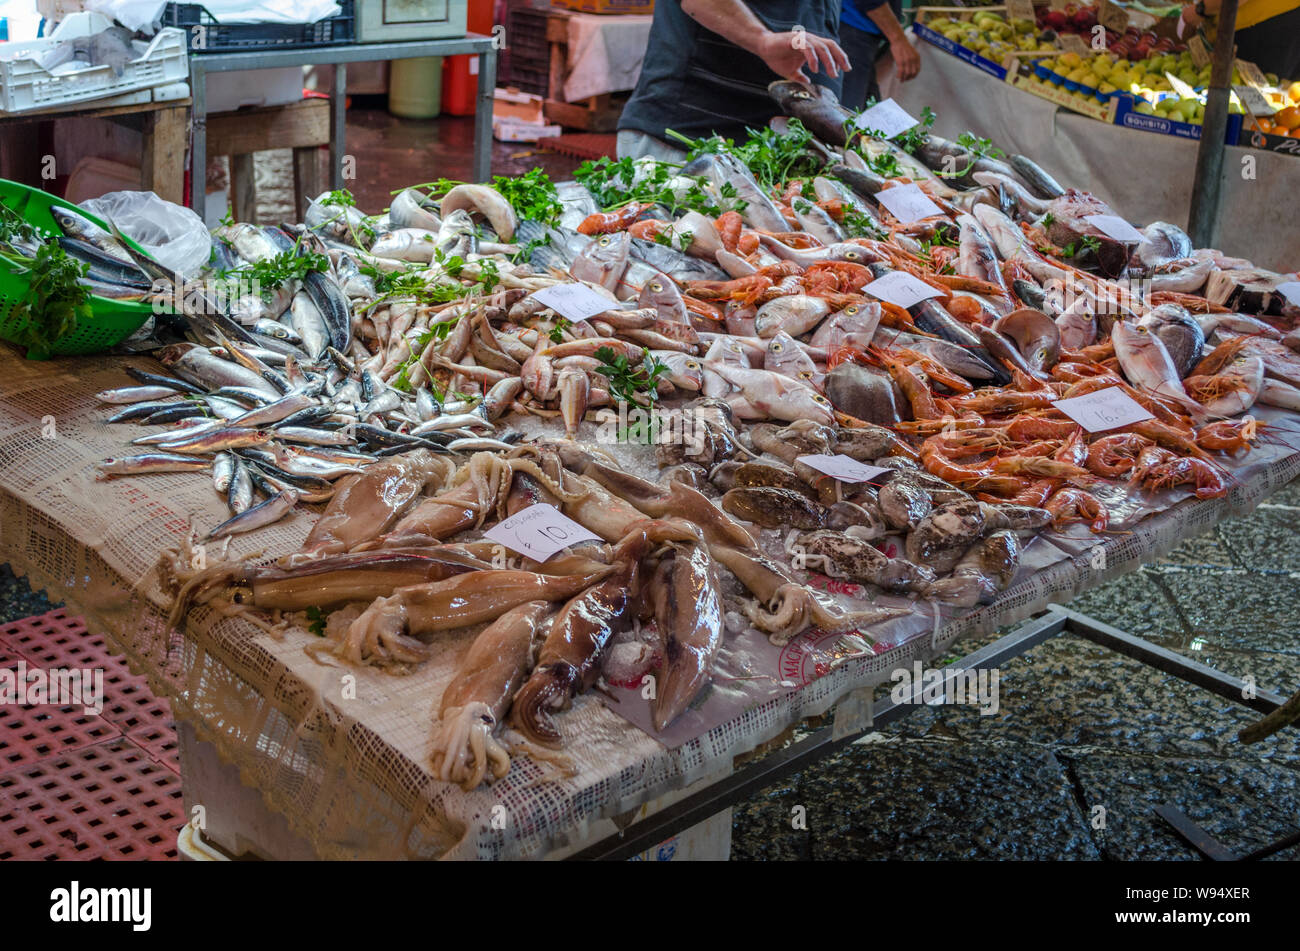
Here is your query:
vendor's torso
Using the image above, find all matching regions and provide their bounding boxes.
[619,0,843,142]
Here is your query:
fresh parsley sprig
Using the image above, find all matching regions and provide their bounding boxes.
[594,346,670,405]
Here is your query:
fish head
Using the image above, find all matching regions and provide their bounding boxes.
[637,272,685,313]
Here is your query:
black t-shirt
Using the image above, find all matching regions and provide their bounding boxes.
[619,0,843,142]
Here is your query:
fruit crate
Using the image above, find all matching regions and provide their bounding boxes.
[0,12,188,114]
[912,8,1013,81]
[162,0,356,53]
[0,179,159,360]
[1110,92,1242,144]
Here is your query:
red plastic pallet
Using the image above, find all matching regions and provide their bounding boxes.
[0,738,182,860]
[1,610,175,767]
[544,133,617,161]
[0,611,183,860]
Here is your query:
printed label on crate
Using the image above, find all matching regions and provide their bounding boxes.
[1084,214,1144,243]
[1059,34,1090,56]
[863,270,943,308]
[484,503,601,560]
[853,98,918,138]
[1098,0,1130,33]
[874,183,942,223]
[530,283,615,322]
[1007,0,1035,21]
[1052,387,1153,432]
[796,454,891,483]
[1188,33,1211,68]
[1277,281,1300,307]
[1234,84,1276,116]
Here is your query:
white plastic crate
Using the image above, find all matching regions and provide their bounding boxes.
[0,12,188,114]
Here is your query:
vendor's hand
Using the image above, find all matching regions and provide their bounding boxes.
[893,38,921,81]
[758,30,851,82]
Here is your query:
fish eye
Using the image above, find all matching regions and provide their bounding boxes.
[599,236,611,246]
[846,305,858,314]
[772,343,784,352]
[650,281,662,291]
[799,371,813,379]
[687,361,699,370]
[844,251,860,260]
[814,396,830,405]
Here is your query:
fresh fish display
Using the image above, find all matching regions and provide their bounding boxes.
[41,87,1291,793]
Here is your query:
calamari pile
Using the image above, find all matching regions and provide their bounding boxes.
[78,81,1300,791]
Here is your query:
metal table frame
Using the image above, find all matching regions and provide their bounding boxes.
[570,605,1291,861]
[188,35,498,212]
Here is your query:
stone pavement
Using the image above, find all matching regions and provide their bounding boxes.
[729,479,1300,860]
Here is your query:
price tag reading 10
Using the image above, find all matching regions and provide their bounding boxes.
[483,503,602,561]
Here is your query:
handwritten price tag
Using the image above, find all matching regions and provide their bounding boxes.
[797,454,891,483]
[874,183,942,224]
[1188,34,1211,68]
[1052,386,1153,433]
[1098,0,1130,33]
[1084,214,1144,243]
[1233,84,1276,116]
[530,283,616,322]
[1059,34,1090,56]
[853,98,918,139]
[1006,0,1035,20]
[1235,58,1268,88]
[1276,281,1300,306]
[863,270,943,309]
[483,503,601,561]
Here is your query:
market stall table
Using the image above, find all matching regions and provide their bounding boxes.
[893,35,1298,272]
[2,342,1299,859]
[188,35,498,213]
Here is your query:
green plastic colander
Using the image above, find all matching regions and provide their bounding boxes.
[0,178,165,360]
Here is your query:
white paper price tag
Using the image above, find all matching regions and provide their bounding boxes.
[797,454,891,483]
[1052,387,1153,433]
[1276,281,1300,306]
[875,183,943,223]
[483,503,601,561]
[853,98,918,139]
[1083,214,1144,243]
[862,270,943,309]
[530,283,616,322]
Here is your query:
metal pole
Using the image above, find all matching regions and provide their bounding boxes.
[1187,0,1239,248]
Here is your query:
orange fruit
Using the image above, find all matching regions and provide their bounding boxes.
[1275,105,1300,130]
[1288,81,1300,103]
[1257,118,1275,134]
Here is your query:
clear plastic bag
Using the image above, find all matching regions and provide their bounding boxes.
[80,190,212,278]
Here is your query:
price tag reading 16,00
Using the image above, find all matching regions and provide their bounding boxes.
[1052,386,1153,433]
[483,503,601,561]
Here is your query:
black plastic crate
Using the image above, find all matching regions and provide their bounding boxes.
[163,0,356,53]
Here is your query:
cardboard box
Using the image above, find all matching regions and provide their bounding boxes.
[493,116,561,141]
[494,86,545,124]
[550,0,654,14]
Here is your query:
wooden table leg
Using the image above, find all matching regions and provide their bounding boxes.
[140,103,189,206]
[231,153,257,224]
[292,146,323,220]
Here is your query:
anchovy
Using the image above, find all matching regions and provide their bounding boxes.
[205,489,298,541]
[95,453,212,480]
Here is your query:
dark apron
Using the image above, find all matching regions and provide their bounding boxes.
[619,0,843,143]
